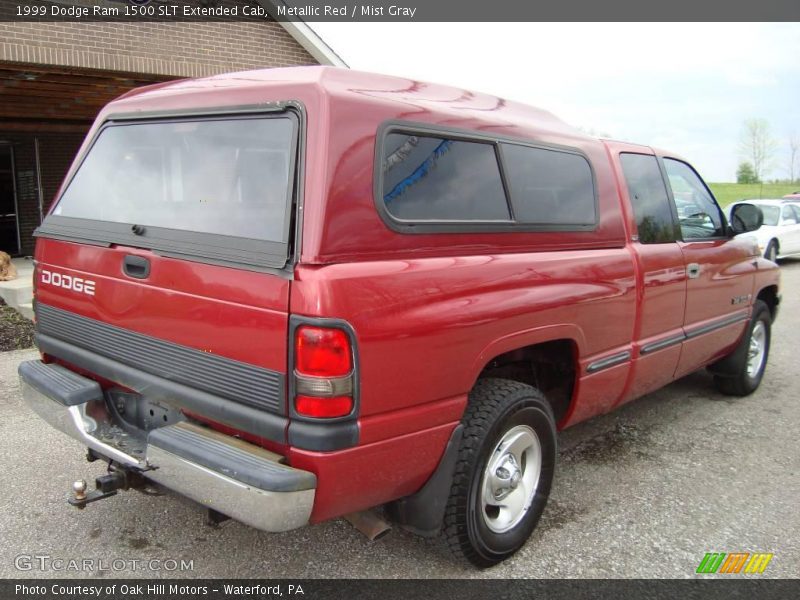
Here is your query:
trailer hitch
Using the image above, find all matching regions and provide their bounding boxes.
[69,465,150,509]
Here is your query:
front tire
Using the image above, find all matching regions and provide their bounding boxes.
[713,300,771,396]
[443,378,556,568]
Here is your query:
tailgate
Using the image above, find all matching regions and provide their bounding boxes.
[31,111,300,443]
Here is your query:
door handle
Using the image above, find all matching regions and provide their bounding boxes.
[122,255,150,279]
[686,263,701,279]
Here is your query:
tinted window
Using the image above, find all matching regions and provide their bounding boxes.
[501,144,595,225]
[381,133,510,221]
[620,153,679,244]
[662,158,724,239]
[782,205,798,224]
[54,117,295,243]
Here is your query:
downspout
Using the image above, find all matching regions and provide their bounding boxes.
[34,137,44,222]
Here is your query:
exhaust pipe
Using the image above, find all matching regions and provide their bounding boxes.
[344,510,392,541]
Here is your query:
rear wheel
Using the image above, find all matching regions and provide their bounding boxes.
[443,378,556,568]
[713,300,771,396]
[765,240,778,262]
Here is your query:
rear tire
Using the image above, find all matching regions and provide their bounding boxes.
[443,378,556,568]
[713,300,771,396]
[765,240,778,262]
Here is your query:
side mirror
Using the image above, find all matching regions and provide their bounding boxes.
[730,203,763,234]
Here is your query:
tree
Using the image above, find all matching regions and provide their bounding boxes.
[738,118,777,182]
[789,133,799,184]
[736,162,758,184]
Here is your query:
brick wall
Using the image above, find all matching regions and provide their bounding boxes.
[0,20,317,78]
[0,132,86,255]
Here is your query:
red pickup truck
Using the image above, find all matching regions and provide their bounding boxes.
[19,67,779,567]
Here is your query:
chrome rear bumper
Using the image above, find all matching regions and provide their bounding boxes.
[19,360,315,533]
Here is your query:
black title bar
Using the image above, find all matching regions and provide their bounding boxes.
[2,0,800,22]
[4,579,800,600]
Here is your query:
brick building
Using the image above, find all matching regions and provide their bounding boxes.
[0,9,344,256]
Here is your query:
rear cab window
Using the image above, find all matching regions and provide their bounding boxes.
[38,112,299,270]
[619,153,680,244]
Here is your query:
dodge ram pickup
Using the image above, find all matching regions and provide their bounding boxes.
[18,66,779,567]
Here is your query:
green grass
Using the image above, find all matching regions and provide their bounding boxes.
[708,183,799,207]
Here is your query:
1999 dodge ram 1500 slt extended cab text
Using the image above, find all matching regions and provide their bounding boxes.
[19,67,779,567]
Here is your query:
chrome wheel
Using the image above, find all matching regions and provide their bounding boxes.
[746,320,767,379]
[480,425,541,533]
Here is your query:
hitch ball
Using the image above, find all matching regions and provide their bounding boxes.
[72,479,88,501]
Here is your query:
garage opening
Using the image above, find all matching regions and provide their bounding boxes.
[0,142,19,256]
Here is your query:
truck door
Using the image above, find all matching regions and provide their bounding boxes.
[660,157,756,379]
[617,152,687,402]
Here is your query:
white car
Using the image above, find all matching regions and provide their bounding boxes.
[727,199,800,262]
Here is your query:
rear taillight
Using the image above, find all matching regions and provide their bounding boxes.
[295,395,353,418]
[293,325,355,419]
[295,326,352,377]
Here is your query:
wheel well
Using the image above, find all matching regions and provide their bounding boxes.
[757,285,779,321]
[477,339,576,424]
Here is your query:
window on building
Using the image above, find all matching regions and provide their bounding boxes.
[620,153,679,244]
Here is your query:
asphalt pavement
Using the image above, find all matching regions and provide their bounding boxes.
[1,261,798,579]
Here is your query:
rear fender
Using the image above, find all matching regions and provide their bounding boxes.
[470,324,586,388]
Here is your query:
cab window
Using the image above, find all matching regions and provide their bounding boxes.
[662,158,725,239]
[619,153,680,243]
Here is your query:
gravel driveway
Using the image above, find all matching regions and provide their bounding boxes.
[1,262,798,579]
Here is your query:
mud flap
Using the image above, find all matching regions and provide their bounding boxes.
[386,424,463,538]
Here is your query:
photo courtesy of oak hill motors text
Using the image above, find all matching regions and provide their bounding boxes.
[0,0,799,591]
[29,3,418,18]
[16,583,299,597]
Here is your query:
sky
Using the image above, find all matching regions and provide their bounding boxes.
[311,22,800,182]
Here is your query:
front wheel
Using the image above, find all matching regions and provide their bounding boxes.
[713,300,771,396]
[443,378,556,568]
